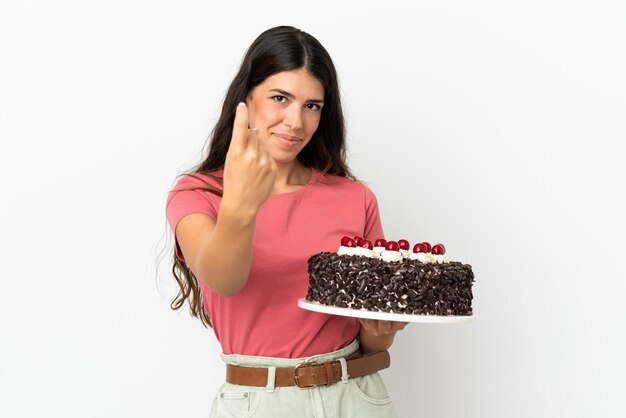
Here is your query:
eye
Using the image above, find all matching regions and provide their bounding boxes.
[271,95,287,103]
[306,103,322,111]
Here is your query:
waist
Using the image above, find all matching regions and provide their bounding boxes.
[214,313,360,358]
[222,340,391,388]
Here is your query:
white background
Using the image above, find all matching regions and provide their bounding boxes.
[1,1,625,417]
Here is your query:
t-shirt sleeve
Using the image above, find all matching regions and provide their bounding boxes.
[165,175,221,261]
[362,184,385,242]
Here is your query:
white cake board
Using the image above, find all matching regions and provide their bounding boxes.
[298,298,475,323]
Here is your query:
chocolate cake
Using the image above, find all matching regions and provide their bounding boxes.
[305,237,474,316]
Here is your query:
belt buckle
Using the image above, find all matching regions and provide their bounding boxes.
[294,362,318,388]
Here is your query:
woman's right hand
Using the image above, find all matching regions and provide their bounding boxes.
[174,103,276,296]
[222,102,277,217]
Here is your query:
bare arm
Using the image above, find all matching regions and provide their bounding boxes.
[175,208,255,296]
[175,103,276,296]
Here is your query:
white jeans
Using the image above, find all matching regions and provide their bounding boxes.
[211,339,398,418]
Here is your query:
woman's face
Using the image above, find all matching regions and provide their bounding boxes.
[246,68,325,165]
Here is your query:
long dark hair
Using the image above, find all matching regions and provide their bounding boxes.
[169,26,354,327]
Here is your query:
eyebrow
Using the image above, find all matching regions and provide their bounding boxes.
[269,89,324,104]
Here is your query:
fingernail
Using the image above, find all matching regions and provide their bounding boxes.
[238,102,246,107]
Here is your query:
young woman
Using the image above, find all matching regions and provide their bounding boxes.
[166,25,406,417]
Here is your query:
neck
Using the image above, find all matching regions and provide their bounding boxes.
[272,161,311,194]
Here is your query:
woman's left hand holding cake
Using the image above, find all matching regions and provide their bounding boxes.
[358,318,409,355]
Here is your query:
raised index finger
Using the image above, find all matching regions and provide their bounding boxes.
[229,102,250,153]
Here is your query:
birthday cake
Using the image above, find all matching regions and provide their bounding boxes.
[305,237,474,316]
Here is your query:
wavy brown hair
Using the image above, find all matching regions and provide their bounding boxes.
[168,26,354,327]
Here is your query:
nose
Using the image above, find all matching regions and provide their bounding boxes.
[283,106,303,131]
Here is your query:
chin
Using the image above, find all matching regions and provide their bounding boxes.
[268,147,303,163]
[271,155,299,165]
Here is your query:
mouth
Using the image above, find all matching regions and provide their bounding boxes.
[273,133,303,142]
[272,132,304,149]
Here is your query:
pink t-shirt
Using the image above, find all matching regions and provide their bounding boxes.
[166,168,385,358]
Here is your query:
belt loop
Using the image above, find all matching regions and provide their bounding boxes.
[338,357,349,383]
[266,366,276,393]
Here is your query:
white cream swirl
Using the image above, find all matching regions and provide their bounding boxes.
[352,246,375,258]
[430,254,449,263]
[372,246,385,258]
[337,246,357,256]
[381,250,403,262]
[400,249,411,259]
[409,252,430,263]
[408,253,449,263]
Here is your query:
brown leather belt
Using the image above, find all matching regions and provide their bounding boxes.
[226,350,390,388]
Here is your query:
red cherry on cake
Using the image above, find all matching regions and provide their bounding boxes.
[421,242,432,253]
[431,243,446,255]
[353,236,364,245]
[398,239,410,250]
[341,236,356,247]
[385,241,399,251]
[413,243,428,253]
[360,240,373,250]
[374,239,387,247]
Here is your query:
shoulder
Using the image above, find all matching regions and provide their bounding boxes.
[313,171,375,193]
[312,170,378,201]
[166,171,223,226]
[171,170,224,192]
[167,170,224,212]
